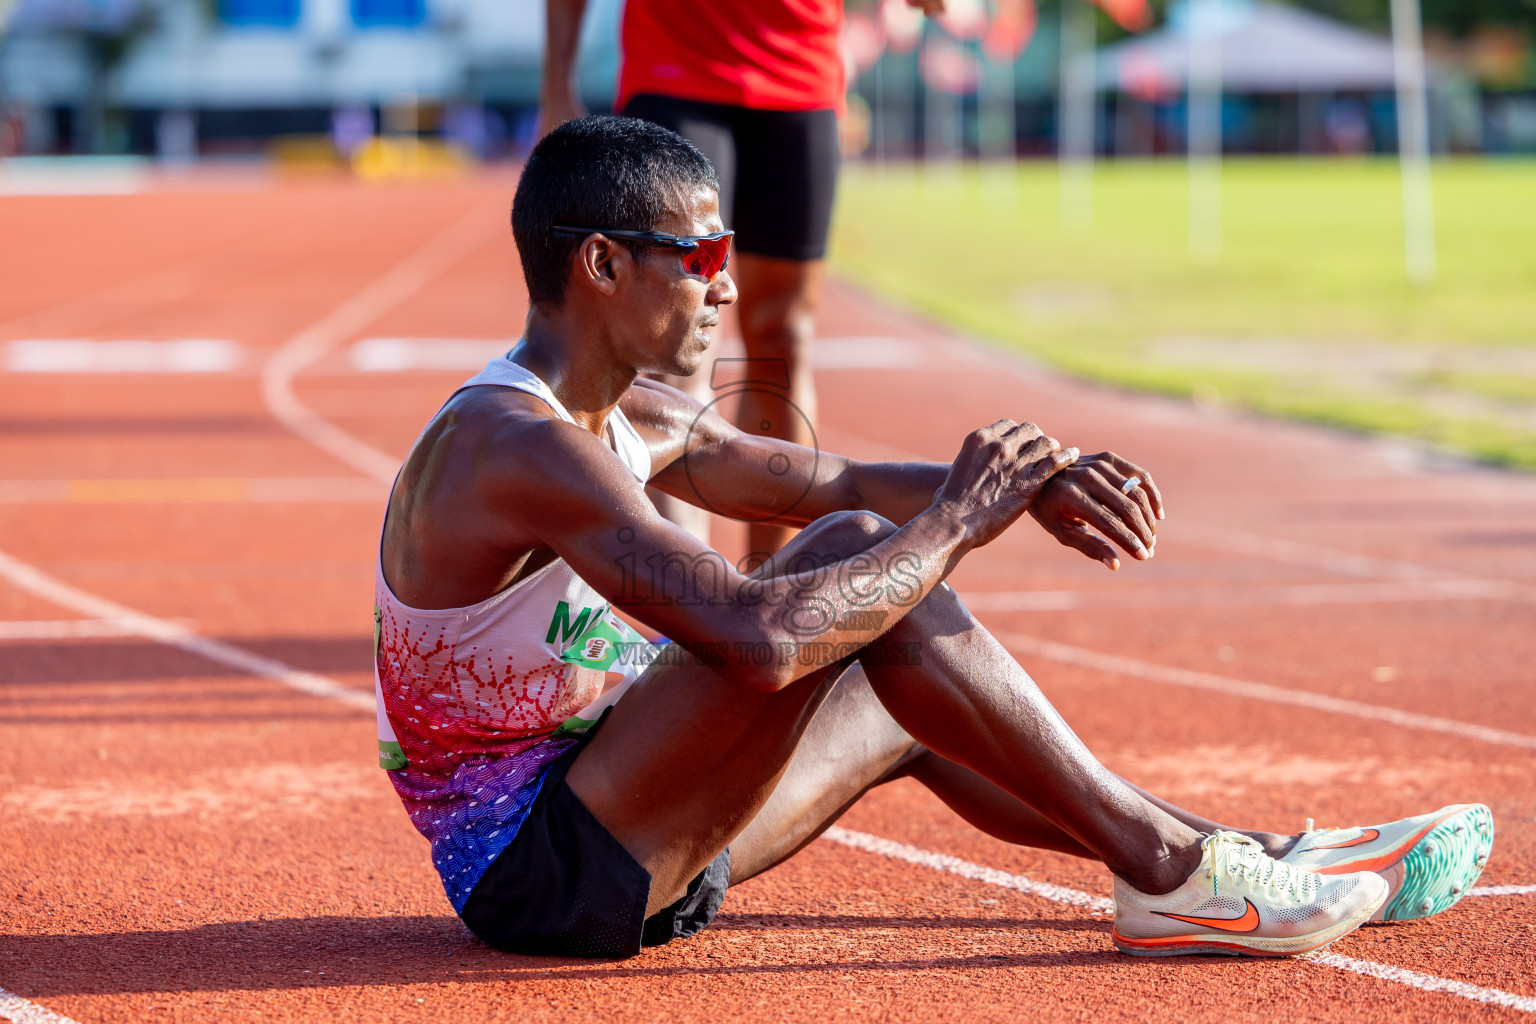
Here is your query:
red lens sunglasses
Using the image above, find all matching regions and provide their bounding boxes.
[551,226,734,280]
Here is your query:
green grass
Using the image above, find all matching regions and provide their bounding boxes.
[828,158,1536,469]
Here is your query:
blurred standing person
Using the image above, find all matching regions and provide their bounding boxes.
[540,0,943,563]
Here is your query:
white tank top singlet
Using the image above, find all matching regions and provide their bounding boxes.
[371,354,656,910]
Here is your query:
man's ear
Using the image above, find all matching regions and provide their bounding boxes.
[573,234,625,297]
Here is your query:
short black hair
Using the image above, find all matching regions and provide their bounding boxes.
[511,115,719,307]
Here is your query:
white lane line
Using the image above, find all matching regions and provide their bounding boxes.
[0,619,192,640]
[827,427,1536,603]
[350,337,513,372]
[0,986,84,1024]
[822,827,1536,1014]
[1164,522,1536,603]
[260,205,504,483]
[966,579,1511,612]
[0,548,372,712]
[1307,953,1536,1013]
[1469,885,1536,897]
[813,336,932,370]
[996,631,1536,751]
[821,826,1114,913]
[4,339,240,374]
[0,477,385,505]
[344,334,938,374]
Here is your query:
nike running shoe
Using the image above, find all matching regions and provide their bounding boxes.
[1279,803,1494,923]
[1112,830,1387,957]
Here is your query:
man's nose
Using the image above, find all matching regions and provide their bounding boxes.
[708,270,738,307]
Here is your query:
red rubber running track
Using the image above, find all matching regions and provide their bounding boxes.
[1,173,1533,1023]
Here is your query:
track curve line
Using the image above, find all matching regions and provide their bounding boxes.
[0,547,372,712]
[997,631,1536,750]
[0,985,85,1024]
[259,203,505,483]
[822,828,1536,1015]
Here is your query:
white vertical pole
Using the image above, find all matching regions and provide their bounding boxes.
[982,53,1018,202]
[874,55,887,177]
[1058,0,1095,230]
[922,48,963,184]
[1187,0,1222,258]
[1390,0,1436,284]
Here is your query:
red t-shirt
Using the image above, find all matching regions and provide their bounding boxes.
[617,0,844,112]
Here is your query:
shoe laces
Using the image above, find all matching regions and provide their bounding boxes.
[1203,830,1314,903]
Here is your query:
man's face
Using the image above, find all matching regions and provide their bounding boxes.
[612,187,737,377]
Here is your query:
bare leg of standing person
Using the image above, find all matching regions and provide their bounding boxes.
[733,253,824,565]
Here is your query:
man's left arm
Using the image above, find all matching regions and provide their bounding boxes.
[622,378,1163,569]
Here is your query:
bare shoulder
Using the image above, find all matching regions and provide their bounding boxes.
[620,376,737,470]
[384,384,653,606]
[446,385,636,497]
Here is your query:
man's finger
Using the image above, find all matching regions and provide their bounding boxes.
[1026,445,1077,482]
[1073,491,1150,560]
[973,420,1016,446]
[1018,432,1061,458]
[1082,469,1154,547]
[1096,462,1158,527]
[1051,519,1120,571]
[1003,420,1045,441]
[1105,453,1164,520]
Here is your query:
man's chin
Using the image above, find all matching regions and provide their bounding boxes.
[666,346,707,378]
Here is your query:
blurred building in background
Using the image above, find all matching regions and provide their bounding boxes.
[0,0,621,157]
[0,0,1533,158]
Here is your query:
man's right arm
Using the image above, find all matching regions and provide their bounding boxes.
[539,0,589,138]
[485,415,1077,693]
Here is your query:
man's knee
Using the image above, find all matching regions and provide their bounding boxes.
[742,306,815,364]
[811,510,897,554]
[752,511,896,581]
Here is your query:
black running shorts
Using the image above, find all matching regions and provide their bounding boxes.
[621,93,839,262]
[459,713,731,959]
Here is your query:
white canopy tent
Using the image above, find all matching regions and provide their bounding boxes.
[1095,1,1410,94]
[1082,0,1436,281]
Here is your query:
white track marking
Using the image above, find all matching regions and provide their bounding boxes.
[0,157,147,197]
[0,477,385,505]
[344,334,937,374]
[1469,885,1536,897]
[821,826,1114,912]
[4,339,240,374]
[813,337,930,370]
[0,987,84,1024]
[349,337,514,371]
[1158,521,1455,582]
[996,631,1536,750]
[0,619,190,640]
[0,548,372,712]
[823,828,1536,1014]
[238,218,1536,1010]
[829,427,1536,603]
[1306,953,1536,1012]
[966,579,1511,612]
[260,206,504,483]
[1163,522,1536,603]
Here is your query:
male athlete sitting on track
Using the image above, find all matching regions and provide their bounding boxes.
[373,116,1493,960]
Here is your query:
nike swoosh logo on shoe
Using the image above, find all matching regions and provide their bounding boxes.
[1301,828,1379,852]
[1312,808,1465,875]
[1152,898,1261,933]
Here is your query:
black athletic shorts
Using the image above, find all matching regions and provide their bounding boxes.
[459,711,731,959]
[621,93,839,262]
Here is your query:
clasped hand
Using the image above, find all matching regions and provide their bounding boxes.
[937,420,1163,569]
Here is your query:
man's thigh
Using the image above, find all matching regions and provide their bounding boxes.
[564,644,846,913]
[564,511,912,912]
[727,661,920,884]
